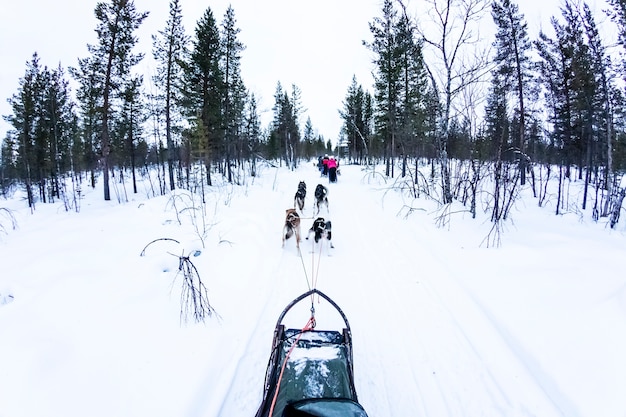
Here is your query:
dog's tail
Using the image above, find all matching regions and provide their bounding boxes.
[285,228,294,240]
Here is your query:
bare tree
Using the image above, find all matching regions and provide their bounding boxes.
[418,0,492,204]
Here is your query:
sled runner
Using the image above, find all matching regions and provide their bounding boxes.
[254,289,369,417]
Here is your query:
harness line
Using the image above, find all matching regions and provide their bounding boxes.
[297,228,325,306]
[271,214,329,416]
[311,236,324,303]
[296,235,323,300]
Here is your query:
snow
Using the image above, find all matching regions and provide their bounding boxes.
[1,162,625,417]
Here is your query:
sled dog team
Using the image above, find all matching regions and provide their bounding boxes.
[282,181,333,251]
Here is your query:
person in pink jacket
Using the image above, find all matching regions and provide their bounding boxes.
[322,154,329,176]
[327,156,338,183]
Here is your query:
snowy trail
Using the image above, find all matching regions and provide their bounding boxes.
[328,170,479,416]
[322,172,428,416]
[194,171,336,417]
[213,234,336,417]
[290,165,568,417]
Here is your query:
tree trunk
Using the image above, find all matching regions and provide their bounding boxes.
[609,187,625,228]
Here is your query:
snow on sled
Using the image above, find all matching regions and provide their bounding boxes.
[255,288,369,417]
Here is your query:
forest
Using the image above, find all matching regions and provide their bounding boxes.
[2,0,626,232]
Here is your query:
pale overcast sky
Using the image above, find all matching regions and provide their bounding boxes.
[0,0,610,145]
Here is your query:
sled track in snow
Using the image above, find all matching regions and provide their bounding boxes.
[196,184,320,417]
[327,177,445,416]
[195,246,307,417]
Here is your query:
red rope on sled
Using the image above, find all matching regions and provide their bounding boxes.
[267,316,316,417]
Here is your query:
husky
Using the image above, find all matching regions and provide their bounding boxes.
[294,181,307,212]
[306,217,334,249]
[313,184,329,215]
[282,208,301,248]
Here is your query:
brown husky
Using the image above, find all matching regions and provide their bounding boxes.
[282,208,301,248]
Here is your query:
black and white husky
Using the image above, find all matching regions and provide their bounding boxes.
[306,217,334,250]
[294,181,306,212]
[313,184,329,215]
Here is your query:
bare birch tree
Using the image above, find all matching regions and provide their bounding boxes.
[418,0,491,204]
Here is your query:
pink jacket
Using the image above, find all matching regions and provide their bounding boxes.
[327,159,338,169]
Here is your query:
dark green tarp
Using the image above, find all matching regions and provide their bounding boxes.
[283,398,369,417]
[269,329,366,417]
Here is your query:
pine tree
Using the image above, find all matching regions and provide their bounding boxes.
[536,1,600,213]
[270,82,302,169]
[364,0,402,175]
[484,73,515,227]
[395,0,431,176]
[70,55,103,188]
[152,0,188,191]
[491,0,535,185]
[302,117,316,159]
[41,64,77,201]
[579,3,617,217]
[340,76,373,164]
[5,54,77,205]
[84,0,148,200]
[605,0,626,225]
[243,93,262,176]
[183,6,224,186]
[6,53,42,207]
[606,0,626,64]
[116,76,146,195]
[220,5,246,182]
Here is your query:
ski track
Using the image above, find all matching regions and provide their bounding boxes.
[458,283,582,417]
[364,173,570,416]
[328,170,455,417]
[203,251,297,417]
[336,213,422,413]
[416,224,575,417]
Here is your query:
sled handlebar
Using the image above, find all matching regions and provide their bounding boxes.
[275,289,352,333]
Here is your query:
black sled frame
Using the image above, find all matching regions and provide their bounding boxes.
[254,288,368,417]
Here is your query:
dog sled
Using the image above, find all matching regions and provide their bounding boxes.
[254,289,369,417]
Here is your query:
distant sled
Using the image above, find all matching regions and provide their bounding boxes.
[254,289,369,417]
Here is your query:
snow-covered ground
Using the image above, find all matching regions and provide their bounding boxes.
[1,162,625,417]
